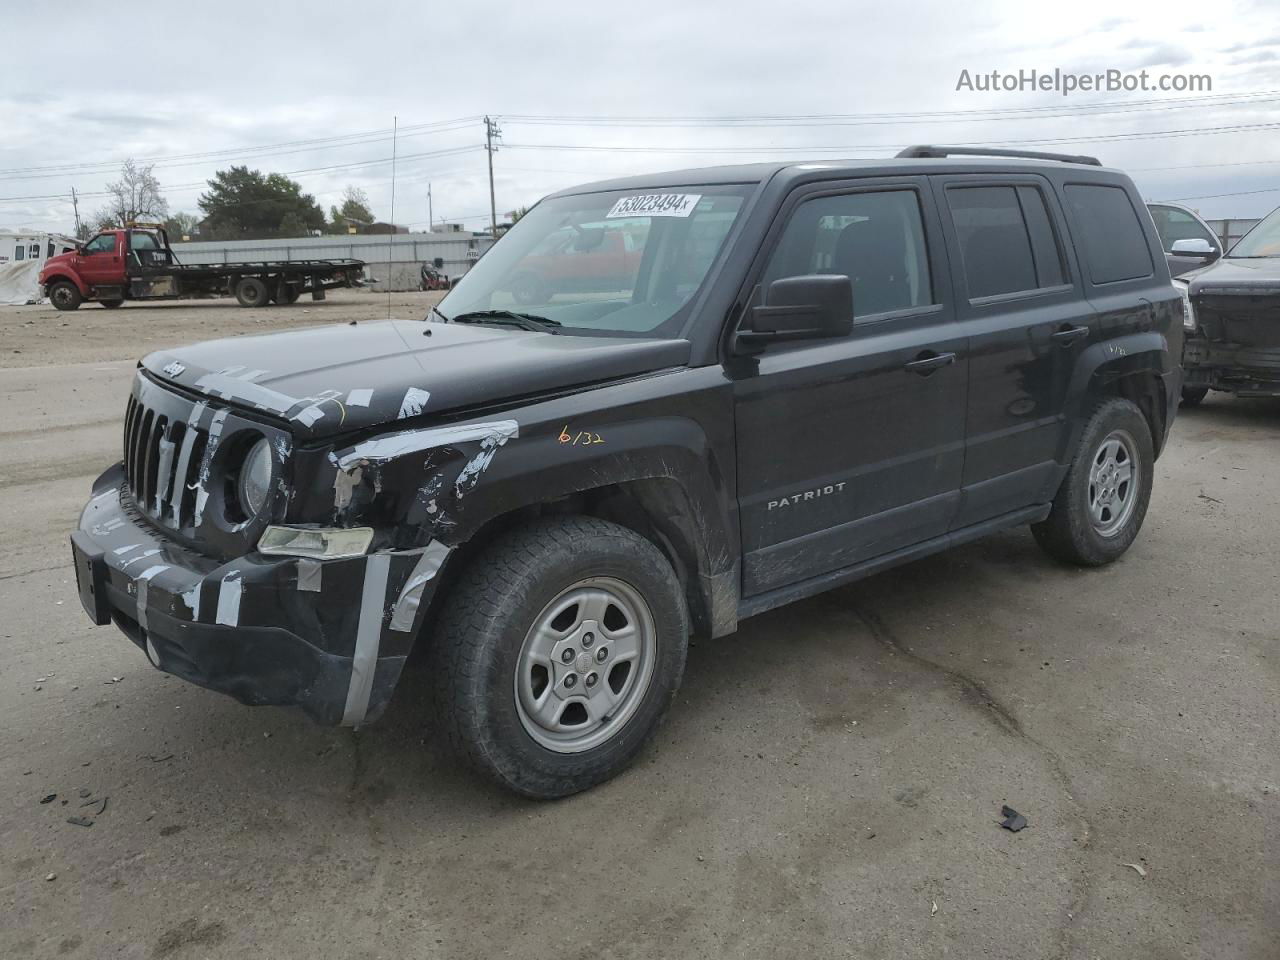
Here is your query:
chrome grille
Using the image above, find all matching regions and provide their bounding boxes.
[123,394,209,530]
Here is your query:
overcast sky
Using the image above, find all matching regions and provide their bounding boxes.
[3,0,1279,236]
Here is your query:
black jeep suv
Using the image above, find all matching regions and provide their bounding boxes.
[71,146,1181,797]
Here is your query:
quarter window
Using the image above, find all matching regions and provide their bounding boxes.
[1064,184,1154,284]
[947,185,1065,299]
[762,189,933,318]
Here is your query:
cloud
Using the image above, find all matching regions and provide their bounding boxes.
[1231,50,1280,64]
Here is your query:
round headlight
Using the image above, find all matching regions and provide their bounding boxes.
[238,438,273,518]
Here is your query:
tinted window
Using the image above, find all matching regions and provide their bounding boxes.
[1018,187,1067,287]
[13,245,24,261]
[1148,204,1217,252]
[762,190,933,318]
[1064,184,1153,284]
[947,186,1039,298]
[83,234,115,254]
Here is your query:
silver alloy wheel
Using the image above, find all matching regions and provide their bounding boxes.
[514,576,657,754]
[1087,429,1139,537]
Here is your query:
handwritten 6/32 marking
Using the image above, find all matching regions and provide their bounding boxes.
[560,425,605,446]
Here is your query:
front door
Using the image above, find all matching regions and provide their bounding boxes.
[731,179,968,597]
[77,233,124,290]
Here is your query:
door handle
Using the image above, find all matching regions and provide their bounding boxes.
[904,350,957,375]
[1051,324,1089,346]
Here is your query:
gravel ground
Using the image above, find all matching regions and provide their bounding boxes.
[0,295,1276,959]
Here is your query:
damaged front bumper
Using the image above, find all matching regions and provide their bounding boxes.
[1183,335,1280,396]
[71,464,449,726]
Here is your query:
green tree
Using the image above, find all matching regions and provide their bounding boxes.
[163,211,200,240]
[328,185,377,232]
[198,166,325,239]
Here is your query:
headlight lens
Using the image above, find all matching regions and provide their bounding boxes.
[257,525,374,559]
[238,438,273,517]
[1174,280,1197,331]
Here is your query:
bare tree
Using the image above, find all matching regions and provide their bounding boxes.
[93,159,169,228]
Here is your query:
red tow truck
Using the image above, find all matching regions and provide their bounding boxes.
[38,224,365,310]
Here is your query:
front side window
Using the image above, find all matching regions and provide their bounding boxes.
[1148,204,1218,252]
[83,234,116,255]
[761,189,933,318]
[1227,206,1280,258]
[13,245,24,261]
[1064,184,1154,284]
[439,185,750,337]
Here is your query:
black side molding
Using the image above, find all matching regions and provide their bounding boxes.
[896,145,1102,166]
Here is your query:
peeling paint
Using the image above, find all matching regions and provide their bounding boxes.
[346,388,373,407]
[341,554,391,726]
[333,465,363,510]
[134,564,169,631]
[335,420,518,471]
[192,409,229,526]
[397,388,431,419]
[297,559,323,592]
[194,371,297,414]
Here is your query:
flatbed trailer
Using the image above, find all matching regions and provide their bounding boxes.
[38,224,366,310]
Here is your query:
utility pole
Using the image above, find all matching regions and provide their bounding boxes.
[70,187,81,237]
[484,116,501,238]
[427,183,433,232]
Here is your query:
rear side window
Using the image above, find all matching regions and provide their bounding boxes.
[1064,184,1153,284]
[946,185,1065,298]
[762,189,934,318]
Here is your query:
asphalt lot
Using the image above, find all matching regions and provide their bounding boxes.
[1,291,1276,959]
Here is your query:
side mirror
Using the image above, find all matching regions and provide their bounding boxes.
[736,275,853,351]
[1170,238,1217,258]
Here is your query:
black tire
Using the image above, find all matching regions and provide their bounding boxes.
[510,271,549,306]
[1181,386,1209,407]
[234,276,270,308]
[271,282,301,305]
[100,299,124,309]
[48,281,82,311]
[1032,397,1154,566]
[432,516,689,799]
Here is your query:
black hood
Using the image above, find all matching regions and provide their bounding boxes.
[1185,257,1280,296]
[141,319,689,440]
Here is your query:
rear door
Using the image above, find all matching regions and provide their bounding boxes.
[933,175,1093,527]
[731,178,968,596]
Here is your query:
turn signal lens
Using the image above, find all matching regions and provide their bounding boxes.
[257,525,373,559]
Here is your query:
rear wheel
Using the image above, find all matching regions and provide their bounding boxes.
[432,516,689,798]
[234,276,270,308]
[1181,385,1209,407]
[271,282,301,305]
[48,281,82,311]
[1032,397,1154,566]
[100,299,124,309]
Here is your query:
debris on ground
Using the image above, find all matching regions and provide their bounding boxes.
[931,900,938,917]
[999,805,1028,832]
[1122,862,1147,878]
[104,676,123,684]
[45,873,56,882]
[148,754,174,763]
[66,816,93,827]
[40,794,57,804]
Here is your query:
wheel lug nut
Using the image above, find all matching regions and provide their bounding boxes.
[595,647,608,662]
[585,672,598,687]
[582,632,594,648]
[564,674,578,688]
[561,649,575,663]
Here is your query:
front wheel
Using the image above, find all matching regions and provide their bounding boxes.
[432,516,689,798]
[1032,397,1154,566]
[48,281,82,311]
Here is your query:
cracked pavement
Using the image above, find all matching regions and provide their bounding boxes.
[1,294,1277,958]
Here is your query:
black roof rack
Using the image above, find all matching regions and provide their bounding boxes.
[895,145,1102,166]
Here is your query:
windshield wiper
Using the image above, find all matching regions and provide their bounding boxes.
[449,310,562,333]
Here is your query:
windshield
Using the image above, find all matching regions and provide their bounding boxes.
[438,185,751,337]
[1229,206,1280,258]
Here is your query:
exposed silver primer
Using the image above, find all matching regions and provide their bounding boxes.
[388,541,451,632]
[119,547,162,570]
[293,405,325,427]
[296,559,323,592]
[238,369,268,381]
[181,583,201,619]
[397,388,431,419]
[91,518,125,537]
[152,437,176,513]
[113,543,141,557]
[162,361,185,377]
[215,571,243,627]
[342,553,392,726]
[168,427,199,518]
[333,465,363,510]
[134,564,169,631]
[455,433,509,498]
[194,371,297,414]
[334,420,518,472]
[346,388,373,407]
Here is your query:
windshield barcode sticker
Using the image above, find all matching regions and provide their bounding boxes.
[605,193,702,219]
